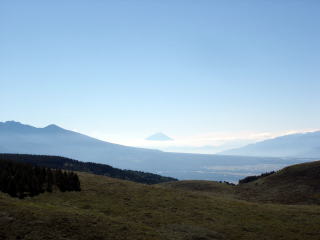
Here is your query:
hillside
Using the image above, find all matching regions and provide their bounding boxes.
[160,180,235,198]
[1,171,320,240]
[236,160,320,204]
[0,154,176,184]
[163,160,320,205]
[221,131,320,158]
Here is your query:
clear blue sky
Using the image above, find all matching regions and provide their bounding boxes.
[1,0,320,145]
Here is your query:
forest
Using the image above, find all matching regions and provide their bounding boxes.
[0,154,177,184]
[0,158,81,198]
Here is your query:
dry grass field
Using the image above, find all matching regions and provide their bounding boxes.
[1,161,320,240]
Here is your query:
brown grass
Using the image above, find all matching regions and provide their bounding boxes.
[0,171,320,240]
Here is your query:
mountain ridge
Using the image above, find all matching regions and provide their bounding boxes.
[220,130,320,158]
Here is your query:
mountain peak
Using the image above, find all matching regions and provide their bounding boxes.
[43,124,65,132]
[4,120,23,125]
[0,121,66,133]
[146,132,173,141]
[45,124,61,129]
[0,121,35,130]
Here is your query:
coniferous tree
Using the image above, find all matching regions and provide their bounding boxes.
[0,158,81,198]
[46,168,53,192]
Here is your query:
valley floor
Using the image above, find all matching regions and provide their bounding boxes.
[1,173,320,240]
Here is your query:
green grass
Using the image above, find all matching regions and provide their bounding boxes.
[236,160,320,204]
[1,172,320,240]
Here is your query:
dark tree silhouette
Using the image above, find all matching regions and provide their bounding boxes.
[0,154,177,184]
[0,158,81,198]
[238,171,275,184]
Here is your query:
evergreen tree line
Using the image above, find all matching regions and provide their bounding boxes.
[0,159,81,198]
[0,154,177,184]
[238,171,275,184]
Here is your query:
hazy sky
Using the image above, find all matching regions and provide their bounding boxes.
[1,1,320,152]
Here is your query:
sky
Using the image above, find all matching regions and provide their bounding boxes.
[1,0,320,153]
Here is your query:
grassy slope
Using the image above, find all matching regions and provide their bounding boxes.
[236,160,320,204]
[159,180,236,200]
[1,172,320,240]
[163,161,320,205]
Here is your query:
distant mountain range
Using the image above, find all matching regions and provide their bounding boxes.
[220,131,320,158]
[0,121,312,181]
[0,121,161,168]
